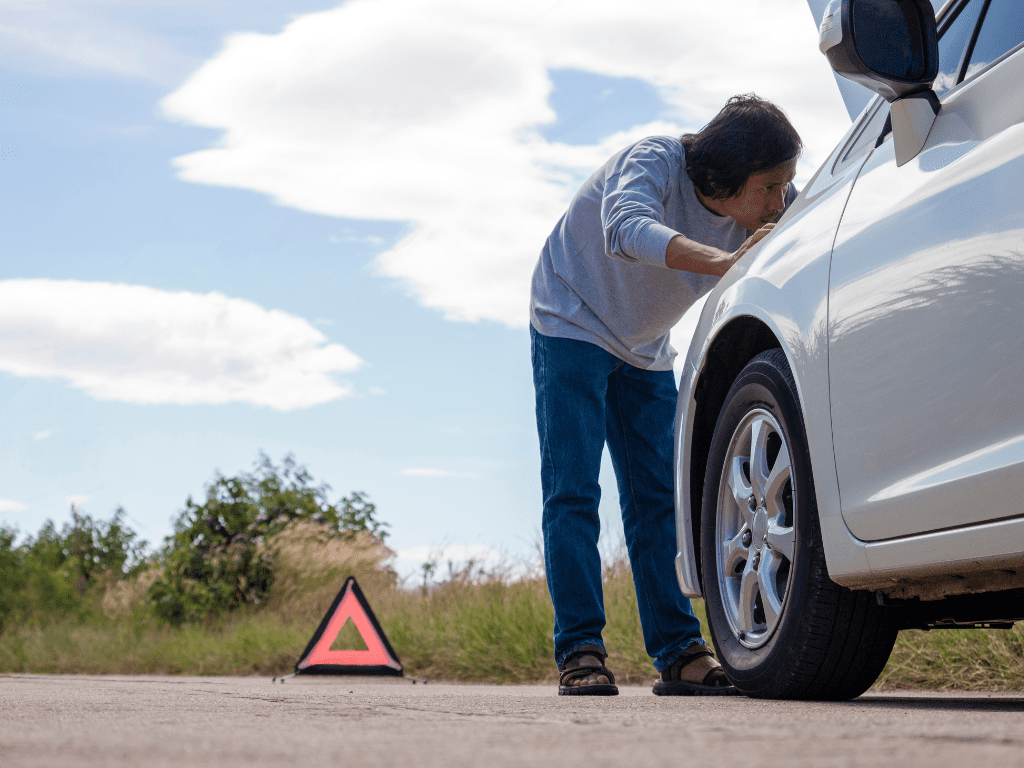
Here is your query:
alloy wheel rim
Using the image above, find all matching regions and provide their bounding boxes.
[715,409,797,649]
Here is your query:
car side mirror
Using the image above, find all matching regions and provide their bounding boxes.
[819,0,940,166]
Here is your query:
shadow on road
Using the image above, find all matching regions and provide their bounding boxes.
[851,695,1024,712]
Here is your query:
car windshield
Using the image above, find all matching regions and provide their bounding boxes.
[933,0,985,95]
[964,0,1024,80]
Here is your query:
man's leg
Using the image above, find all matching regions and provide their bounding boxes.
[604,362,705,671]
[531,327,616,666]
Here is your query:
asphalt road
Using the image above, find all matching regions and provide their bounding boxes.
[2,674,1023,768]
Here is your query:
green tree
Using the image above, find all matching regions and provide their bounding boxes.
[149,452,388,624]
[60,505,149,590]
[19,520,78,621]
[0,527,27,632]
[0,508,149,630]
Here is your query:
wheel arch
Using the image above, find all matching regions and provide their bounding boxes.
[688,315,787,589]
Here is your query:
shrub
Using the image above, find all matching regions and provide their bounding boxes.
[0,508,150,630]
[58,506,149,589]
[0,527,27,632]
[149,452,389,624]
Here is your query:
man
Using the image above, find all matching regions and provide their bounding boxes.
[530,94,801,696]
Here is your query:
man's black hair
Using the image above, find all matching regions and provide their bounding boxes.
[681,94,803,200]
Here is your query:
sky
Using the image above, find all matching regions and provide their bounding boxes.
[1,0,859,582]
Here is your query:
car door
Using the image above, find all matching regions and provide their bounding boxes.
[827,0,1024,542]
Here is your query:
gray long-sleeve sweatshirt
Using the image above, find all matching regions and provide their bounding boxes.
[529,135,751,371]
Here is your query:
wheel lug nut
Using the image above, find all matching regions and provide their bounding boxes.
[751,554,761,570]
[741,530,752,547]
[747,495,757,511]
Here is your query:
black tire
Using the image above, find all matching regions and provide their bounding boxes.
[699,349,897,700]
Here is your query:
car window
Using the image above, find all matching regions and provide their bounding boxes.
[933,0,986,95]
[964,0,1024,81]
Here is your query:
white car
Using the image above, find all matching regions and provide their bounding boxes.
[673,0,1024,699]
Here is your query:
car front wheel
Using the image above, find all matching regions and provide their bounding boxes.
[700,349,897,700]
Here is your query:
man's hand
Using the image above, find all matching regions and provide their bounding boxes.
[734,223,776,259]
[665,223,776,277]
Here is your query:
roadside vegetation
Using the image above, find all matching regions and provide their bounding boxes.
[1,453,1021,689]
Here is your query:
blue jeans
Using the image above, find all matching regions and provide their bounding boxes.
[531,327,704,672]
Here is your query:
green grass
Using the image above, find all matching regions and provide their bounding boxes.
[1,532,1020,691]
[0,567,673,683]
[0,615,304,676]
[876,623,1024,692]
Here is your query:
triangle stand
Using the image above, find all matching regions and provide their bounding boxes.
[292,576,403,677]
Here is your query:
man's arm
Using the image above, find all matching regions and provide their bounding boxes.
[665,224,776,277]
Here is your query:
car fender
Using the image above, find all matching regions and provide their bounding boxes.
[674,161,875,597]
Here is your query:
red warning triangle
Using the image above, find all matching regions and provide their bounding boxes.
[295,576,403,676]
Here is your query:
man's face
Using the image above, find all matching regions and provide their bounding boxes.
[717,159,798,232]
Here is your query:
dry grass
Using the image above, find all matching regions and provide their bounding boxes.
[263,522,400,625]
[875,623,1024,692]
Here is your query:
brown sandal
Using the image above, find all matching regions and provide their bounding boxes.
[558,643,619,696]
[653,646,741,696]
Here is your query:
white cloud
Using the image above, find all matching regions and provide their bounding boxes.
[67,494,91,508]
[0,280,363,410]
[329,234,385,246]
[0,1,196,84]
[0,498,29,513]
[162,0,849,327]
[400,467,477,478]
[33,429,53,440]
